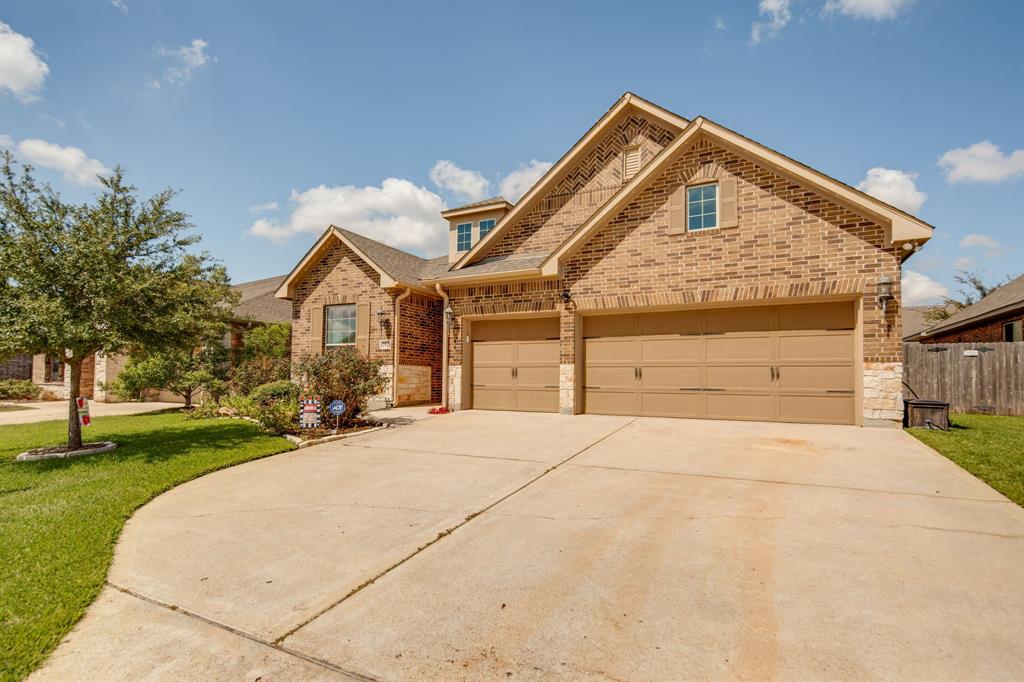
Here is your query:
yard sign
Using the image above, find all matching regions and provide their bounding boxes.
[299,396,322,429]
[76,396,91,427]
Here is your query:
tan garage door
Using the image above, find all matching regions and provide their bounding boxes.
[584,301,856,424]
[471,317,559,413]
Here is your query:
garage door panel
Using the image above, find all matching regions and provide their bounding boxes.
[706,335,773,361]
[778,333,853,361]
[472,388,514,411]
[516,389,559,412]
[471,320,517,341]
[640,365,701,390]
[515,365,558,388]
[640,391,703,418]
[473,366,513,386]
[585,390,639,416]
[779,395,853,424]
[705,393,775,421]
[640,311,700,336]
[639,337,702,362]
[778,364,854,391]
[585,365,635,390]
[584,338,636,364]
[516,340,559,364]
[706,365,773,391]
[706,307,773,333]
[778,302,855,331]
[515,317,559,341]
[473,342,515,364]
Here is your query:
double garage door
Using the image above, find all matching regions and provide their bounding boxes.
[584,301,857,424]
[469,301,857,425]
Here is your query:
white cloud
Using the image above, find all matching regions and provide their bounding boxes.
[959,233,1000,251]
[148,38,215,89]
[937,140,1024,183]
[856,167,927,214]
[902,270,948,305]
[428,160,490,202]
[751,0,791,44]
[249,201,279,213]
[714,16,727,30]
[499,160,552,202]
[822,0,913,21]
[2,136,110,186]
[247,178,448,254]
[0,22,50,103]
[111,0,128,13]
[953,256,977,270]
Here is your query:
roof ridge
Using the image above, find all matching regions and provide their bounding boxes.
[333,226,429,264]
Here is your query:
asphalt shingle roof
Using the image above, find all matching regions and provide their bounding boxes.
[919,274,1024,338]
[231,275,291,323]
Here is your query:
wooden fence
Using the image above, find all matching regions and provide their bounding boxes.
[902,342,1024,416]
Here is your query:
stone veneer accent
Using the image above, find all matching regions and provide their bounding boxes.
[397,364,432,404]
[448,364,462,411]
[863,362,903,421]
[559,364,575,415]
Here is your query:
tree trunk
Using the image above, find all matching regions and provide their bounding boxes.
[183,388,193,408]
[67,358,83,450]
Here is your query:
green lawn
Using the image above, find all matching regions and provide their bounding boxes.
[0,412,294,682]
[908,413,1024,506]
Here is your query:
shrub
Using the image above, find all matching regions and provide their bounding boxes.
[254,397,299,435]
[242,323,291,360]
[228,357,291,396]
[294,349,385,426]
[0,379,42,400]
[249,379,300,405]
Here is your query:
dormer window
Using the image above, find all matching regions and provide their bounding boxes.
[479,219,496,239]
[456,223,472,251]
[623,145,641,180]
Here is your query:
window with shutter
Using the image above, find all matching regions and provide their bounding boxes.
[623,146,641,180]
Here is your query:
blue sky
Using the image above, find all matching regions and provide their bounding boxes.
[1,0,1021,305]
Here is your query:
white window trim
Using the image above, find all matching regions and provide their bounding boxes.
[324,304,357,349]
[479,219,496,239]
[1004,320,1022,342]
[456,222,473,252]
[686,181,720,233]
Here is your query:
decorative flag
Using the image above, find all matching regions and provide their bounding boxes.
[299,396,322,429]
[76,396,91,427]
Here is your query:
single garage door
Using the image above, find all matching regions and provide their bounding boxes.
[471,317,560,412]
[583,301,856,424]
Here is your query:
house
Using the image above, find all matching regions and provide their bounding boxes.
[275,93,934,425]
[908,274,1024,343]
[29,275,292,402]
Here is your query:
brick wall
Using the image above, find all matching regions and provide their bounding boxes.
[922,311,1023,344]
[484,113,677,259]
[0,353,32,380]
[398,293,443,403]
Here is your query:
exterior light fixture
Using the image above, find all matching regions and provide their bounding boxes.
[444,305,455,324]
[560,290,572,304]
[877,275,894,320]
[376,309,387,327]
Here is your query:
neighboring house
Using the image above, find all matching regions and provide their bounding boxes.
[276,92,933,424]
[0,353,33,381]
[908,274,1024,343]
[29,275,292,402]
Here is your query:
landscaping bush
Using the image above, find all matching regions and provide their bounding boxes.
[294,349,386,426]
[0,379,42,400]
[205,393,299,436]
[249,379,300,406]
[228,356,291,396]
[242,323,291,360]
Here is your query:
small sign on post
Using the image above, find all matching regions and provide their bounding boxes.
[328,400,346,432]
[76,397,91,427]
[299,396,322,429]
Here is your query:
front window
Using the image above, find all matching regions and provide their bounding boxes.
[479,219,495,239]
[45,355,64,383]
[456,223,472,251]
[1004,320,1022,342]
[325,304,356,349]
[687,183,718,231]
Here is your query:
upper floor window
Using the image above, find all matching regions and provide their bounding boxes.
[1005,320,1023,342]
[456,223,472,251]
[623,145,641,180]
[479,219,496,239]
[325,304,356,349]
[687,183,718,231]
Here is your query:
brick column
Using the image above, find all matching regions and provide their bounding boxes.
[559,305,577,415]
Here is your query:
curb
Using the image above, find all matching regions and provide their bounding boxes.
[16,441,119,462]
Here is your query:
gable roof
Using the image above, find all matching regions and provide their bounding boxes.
[231,275,291,323]
[440,196,513,219]
[914,274,1024,340]
[450,92,689,271]
[538,116,934,277]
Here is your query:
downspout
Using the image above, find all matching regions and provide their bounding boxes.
[435,282,450,409]
[392,287,412,406]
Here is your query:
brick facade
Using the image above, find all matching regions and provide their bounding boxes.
[921,311,1023,344]
[0,353,32,380]
[398,293,443,403]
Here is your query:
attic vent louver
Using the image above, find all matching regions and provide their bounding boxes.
[623,146,641,180]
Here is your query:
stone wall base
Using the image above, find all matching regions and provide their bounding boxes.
[396,364,432,405]
[559,364,575,415]
[448,364,462,410]
[863,361,903,422]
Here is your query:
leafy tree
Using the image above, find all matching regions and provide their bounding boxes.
[923,270,1008,323]
[106,339,227,408]
[242,322,291,360]
[0,153,237,449]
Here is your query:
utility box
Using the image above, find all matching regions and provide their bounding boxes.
[904,399,950,430]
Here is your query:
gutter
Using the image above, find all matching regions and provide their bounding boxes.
[392,287,412,405]
[435,283,450,409]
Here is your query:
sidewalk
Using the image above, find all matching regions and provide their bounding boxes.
[0,401,181,426]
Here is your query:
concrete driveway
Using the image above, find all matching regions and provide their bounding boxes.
[34,412,1023,681]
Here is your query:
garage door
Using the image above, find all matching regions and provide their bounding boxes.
[583,302,856,424]
[471,317,559,412]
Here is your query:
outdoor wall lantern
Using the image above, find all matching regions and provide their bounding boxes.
[877,275,894,317]
[376,308,389,332]
[444,305,455,325]
[560,290,572,304]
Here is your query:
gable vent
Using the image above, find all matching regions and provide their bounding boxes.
[623,146,641,180]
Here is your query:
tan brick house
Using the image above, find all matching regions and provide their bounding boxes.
[277,93,933,424]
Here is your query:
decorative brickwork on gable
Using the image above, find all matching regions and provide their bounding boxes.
[483,114,677,260]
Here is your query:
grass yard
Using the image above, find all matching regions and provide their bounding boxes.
[0,412,294,682]
[908,413,1024,506]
